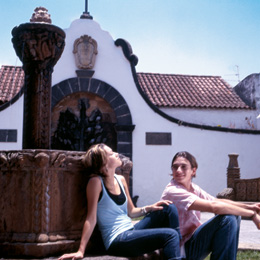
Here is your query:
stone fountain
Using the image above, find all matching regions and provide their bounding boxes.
[0,7,132,257]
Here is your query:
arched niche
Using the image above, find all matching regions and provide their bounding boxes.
[51,77,135,159]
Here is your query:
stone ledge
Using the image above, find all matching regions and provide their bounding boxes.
[1,256,162,260]
[0,250,163,260]
[0,240,163,259]
[0,240,79,258]
[81,250,162,260]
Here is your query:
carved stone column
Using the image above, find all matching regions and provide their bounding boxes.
[12,20,65,149]
[227,154,240,189]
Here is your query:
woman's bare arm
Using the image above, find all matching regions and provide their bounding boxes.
[119,175,172,218]
[58,177,102,260]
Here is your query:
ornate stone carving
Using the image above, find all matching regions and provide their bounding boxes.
[12,22,65,149]
[216,188,235,200]
[73,35,98,69]
[235,181,247,201]
[227,154,240,189]
[218,154,260,201]
[0,150,132,257]
[235,178,260,202]
[30,7,52,24]
[247,180,258,201]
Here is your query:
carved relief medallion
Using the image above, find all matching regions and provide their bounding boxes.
[73,35,98,69]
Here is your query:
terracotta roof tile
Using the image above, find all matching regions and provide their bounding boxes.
[0,65,24,105]
[0,65,249,110]
[137,72,249,109]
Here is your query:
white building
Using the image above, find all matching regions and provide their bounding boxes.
[0,9,260,206]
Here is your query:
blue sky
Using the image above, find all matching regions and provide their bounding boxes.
[1,0,259,86]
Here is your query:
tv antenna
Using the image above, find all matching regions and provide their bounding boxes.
[224,65,240,85]
[235,65,240,83]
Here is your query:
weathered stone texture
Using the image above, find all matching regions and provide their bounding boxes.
[0,149,132,257]
[12,22,65,149]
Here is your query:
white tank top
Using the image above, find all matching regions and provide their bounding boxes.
[97,174,134,250]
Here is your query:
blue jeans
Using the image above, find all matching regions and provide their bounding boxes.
[107,204,182,260]
[185,214,241,260]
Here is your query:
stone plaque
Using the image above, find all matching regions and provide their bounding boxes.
[146,132,172,145]
[0,129,17,142]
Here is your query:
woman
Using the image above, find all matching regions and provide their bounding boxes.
[161,151,260,260]
[59,144,182,260]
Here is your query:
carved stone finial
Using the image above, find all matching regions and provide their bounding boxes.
[30,7,52,24]
[73,35,98,70]
[227,154,240,189]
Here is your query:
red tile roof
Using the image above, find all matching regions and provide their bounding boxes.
[0,65,249,110]
[137,72,249,109]
[0,65,24,105]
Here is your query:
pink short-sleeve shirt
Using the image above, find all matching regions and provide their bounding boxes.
[161,179,215,245]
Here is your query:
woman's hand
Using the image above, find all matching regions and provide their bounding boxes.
[146,200,172,213]
[58,251,84,260]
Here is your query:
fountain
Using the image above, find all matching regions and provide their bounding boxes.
[0,7,132,257]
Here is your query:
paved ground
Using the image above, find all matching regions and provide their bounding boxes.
[201,212,260,251]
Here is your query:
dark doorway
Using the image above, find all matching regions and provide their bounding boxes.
[51,93,117,151]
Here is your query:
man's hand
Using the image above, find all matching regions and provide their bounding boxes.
[252,212,260,230]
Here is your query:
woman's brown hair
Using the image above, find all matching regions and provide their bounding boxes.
[82,143,107,177]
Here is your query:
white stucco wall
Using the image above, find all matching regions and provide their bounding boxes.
[53,19,133,89]
[132,119,260,206]
[1,18,260,208]
[160,107,260,130]
[0,97,23,150]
